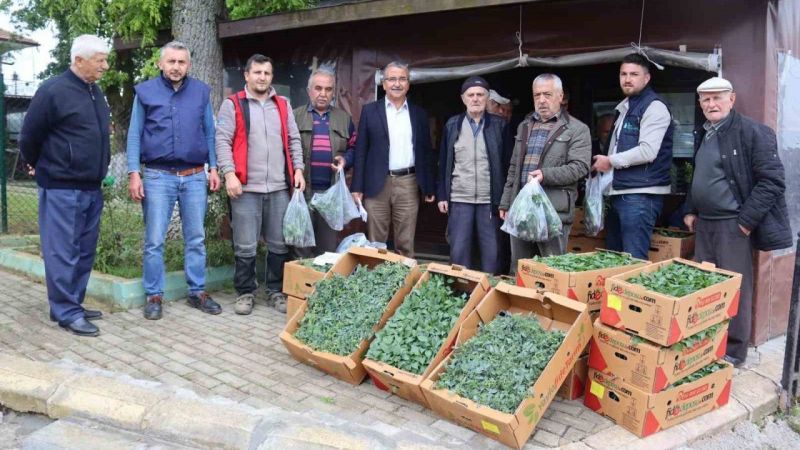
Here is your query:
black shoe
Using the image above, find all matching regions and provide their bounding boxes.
[723,354,744,368]
[187,292,222,315]
[84,309,103,320]
[144,295,163,320]
[60,317,100,337]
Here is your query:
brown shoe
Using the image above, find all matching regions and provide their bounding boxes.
[144,295,163,320]
[187,292,222,315]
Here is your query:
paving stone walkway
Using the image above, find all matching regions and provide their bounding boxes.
[0,268,787,449]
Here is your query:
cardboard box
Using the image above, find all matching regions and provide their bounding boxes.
[584,363,733,437]
[557,354,589,400]
[420,283,593,449]
[589,319,728,393]
[570,207,607,239]
[649,228,695,262]
[516,251,649,313]
[286,295,304,324]
[363,264,491,407]
[282,259,329,299]
[280,247,421,385]
[602,258,742,346]
[567,235,607,254]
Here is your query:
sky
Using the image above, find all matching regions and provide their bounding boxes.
[0,11,57,95]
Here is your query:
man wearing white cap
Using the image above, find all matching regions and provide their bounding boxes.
[487,89,512,123]
[684,76,792,367]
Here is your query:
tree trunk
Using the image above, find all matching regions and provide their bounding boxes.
[171,0,226,111]
[107,51,135,158]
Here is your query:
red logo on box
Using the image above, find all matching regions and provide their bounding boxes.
[677,383,709,401]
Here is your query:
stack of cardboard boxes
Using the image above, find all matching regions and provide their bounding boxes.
[282,259,331,321]
[648,227,695,262]
[584,258,742,437]
[566,207,606,253]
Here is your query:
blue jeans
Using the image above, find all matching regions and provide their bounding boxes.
[39,188,103,326]
[605,193,664,260]
[447,202,501,274]
[142,168,208,296]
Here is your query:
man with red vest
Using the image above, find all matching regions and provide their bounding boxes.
[216,54,305,315]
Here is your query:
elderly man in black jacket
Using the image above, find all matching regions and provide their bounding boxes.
[684,77,793,367]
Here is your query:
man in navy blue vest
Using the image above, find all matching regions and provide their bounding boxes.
[20,35,111,337]
[592,54,674,260]
[126,41,221,320]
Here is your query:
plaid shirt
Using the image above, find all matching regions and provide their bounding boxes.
[520,113,558,185]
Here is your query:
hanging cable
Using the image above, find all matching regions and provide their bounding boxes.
[631,0,665,70]
[517,5,528,67]
[637,0,646,47]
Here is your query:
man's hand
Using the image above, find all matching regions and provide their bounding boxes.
[499,209,507,220]
[224,172,243,199]
[294,169,306,191]
[437,201,448,214]
[683,214,696,232]
[331,156,345,171]
[592,155,613,173]
[128,172,145,202]
[528,169,543,183]
[208,168,220,192]
[352,192,363,203]
[739,224,751,236]
[424,195,435,203]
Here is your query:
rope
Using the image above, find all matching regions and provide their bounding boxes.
[638,0,646,47]
[630,42,665,71]
[517,6,528,67]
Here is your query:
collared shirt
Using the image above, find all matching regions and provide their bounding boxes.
[385,98,414,170]
[467,113,485,137]
[308,104,334,190]
[702,114,732,141]
[520,112,558,185]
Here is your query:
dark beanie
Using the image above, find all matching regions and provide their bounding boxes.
[461,76,489,94]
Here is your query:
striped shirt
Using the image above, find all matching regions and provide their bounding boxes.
[309,108,334,190]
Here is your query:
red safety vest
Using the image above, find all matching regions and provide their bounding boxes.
[229,90,294,186]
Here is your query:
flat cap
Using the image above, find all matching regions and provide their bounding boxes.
[461,76,489,95]
[697,77,733,93]
[489,89,510,104]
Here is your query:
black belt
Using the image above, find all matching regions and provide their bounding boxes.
[388,167,415,176]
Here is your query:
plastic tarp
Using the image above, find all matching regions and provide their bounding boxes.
[374,46,721,85]
[777,52,800,254]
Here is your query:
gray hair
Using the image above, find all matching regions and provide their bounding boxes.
[160,41,191,60]
[382,61,410,81]
[70,35,110,63]
[307,67,336,90]
[532,73,563,93]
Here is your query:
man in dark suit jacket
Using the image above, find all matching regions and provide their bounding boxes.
[351,61,435,257]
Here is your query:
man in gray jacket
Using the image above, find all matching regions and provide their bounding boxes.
[499,73,591,273]
[216,54,305,315]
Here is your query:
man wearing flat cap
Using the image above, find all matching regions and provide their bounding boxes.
[499,73,591,272]
[684,77,792,367]
[437,76,511,273]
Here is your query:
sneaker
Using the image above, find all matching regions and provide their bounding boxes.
[187,292,222,315]
[144,295,163,320]
[234,293,255,315]
[266,291,287,313]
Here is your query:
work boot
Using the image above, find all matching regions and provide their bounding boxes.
[144,295,163,320]
[234,293,255,315]
[187,292,222,315]
[266,290,287,313]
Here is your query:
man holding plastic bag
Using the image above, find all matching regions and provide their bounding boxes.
[216,54,305,315]
[499,74,591,273]
[293,68,357,256]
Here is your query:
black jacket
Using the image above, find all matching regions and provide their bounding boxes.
[352,99,435,198]
[437,112,510,208]
[20,69,110,190]
[687,109,792,251]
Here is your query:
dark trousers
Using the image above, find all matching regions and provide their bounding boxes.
[447,202,501,274]
[38,188,103,326]
[694,217,753,362]
[605,193,664,260]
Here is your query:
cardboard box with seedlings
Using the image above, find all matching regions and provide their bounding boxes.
[602,258,742,347]
[286,295,304,324]
[588,319,728,393]
[517,250,649,313]
[420,283,592,449]
[362,264,491,407]
[280,247,421,385]
[584,361,734,437]
[557,354,589,400]
[648,228,695,262]
[566,235,607,254]
[282,258,332,299]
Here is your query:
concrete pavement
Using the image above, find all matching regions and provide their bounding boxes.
[0,268,789,449]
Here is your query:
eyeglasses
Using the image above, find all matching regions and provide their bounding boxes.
[384,77,409,84]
